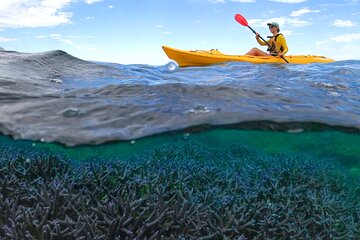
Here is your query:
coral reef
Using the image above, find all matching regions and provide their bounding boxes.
[0,142,360,239]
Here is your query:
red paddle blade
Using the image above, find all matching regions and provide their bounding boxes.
[235,14,248,27]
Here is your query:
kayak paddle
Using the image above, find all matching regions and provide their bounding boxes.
[235,14,289,63]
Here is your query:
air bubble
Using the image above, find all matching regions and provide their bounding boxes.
[166,62,178,72]
[50,78,63,84]
[61,108,81,117]
[328,91,341,97]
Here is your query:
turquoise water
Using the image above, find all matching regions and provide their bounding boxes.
[1,128,360,173]
[1,129,360,238]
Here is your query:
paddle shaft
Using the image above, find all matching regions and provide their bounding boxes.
[247,25,289,63]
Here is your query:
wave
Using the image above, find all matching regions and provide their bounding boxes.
[0,50,359,146]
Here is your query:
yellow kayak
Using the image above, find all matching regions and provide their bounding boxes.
[162,45,335,67]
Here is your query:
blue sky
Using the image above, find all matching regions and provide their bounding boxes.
[0,0,359,65]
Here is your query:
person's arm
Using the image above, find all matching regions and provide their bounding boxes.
[278,35,288,56]
[255,33,268,46]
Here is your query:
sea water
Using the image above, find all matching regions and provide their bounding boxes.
[0,49,360,239]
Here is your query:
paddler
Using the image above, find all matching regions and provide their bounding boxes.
[245,22,288,57]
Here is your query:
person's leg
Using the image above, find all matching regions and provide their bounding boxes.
[245,48,270,56]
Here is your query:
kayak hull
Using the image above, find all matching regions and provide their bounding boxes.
[162,46,335,67]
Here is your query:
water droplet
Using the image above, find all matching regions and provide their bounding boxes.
[328,91,341,97]
[50,78,63,84]
[183,133,190,140]
[186,105,211,114]
[166,62,178,72]
[61,108,81,117]
[287,128,304,133]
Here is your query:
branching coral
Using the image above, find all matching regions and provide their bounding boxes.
[0,142,359,239]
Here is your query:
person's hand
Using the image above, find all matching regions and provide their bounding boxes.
[255,33,260,39]
[277,52,283,57]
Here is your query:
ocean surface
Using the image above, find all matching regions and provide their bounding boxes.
[0,49,359,146]
[1,49,360,239]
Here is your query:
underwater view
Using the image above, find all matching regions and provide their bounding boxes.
[1,49,360,239]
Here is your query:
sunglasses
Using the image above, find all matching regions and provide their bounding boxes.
[269,25,276,29]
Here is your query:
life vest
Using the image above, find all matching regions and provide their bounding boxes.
[267,34,284,54]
